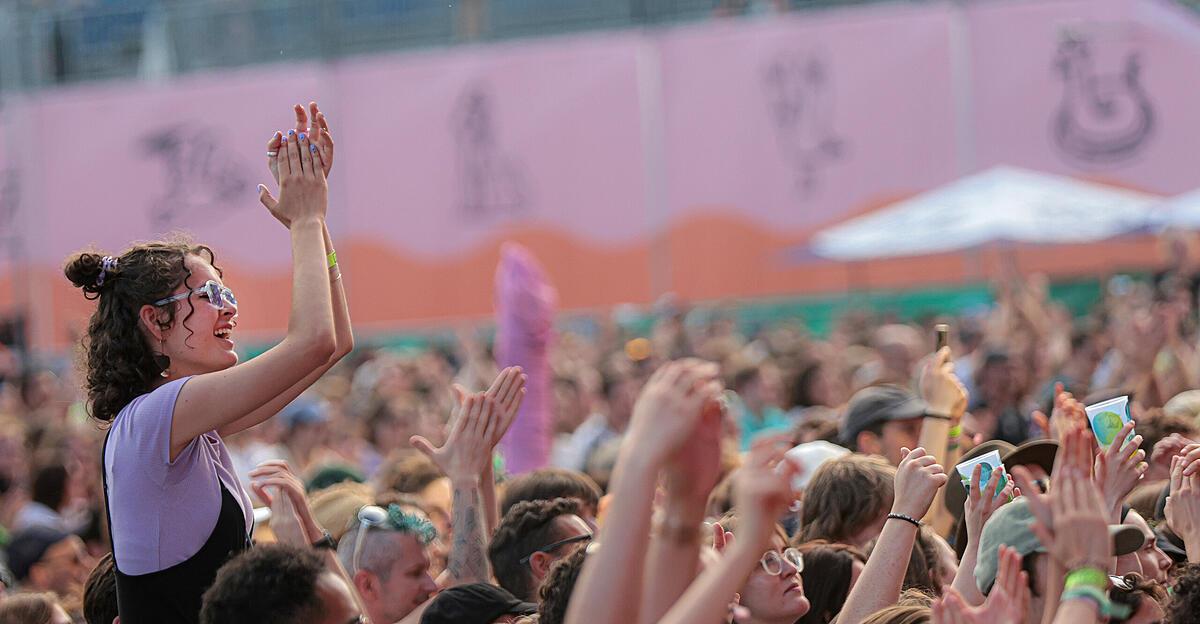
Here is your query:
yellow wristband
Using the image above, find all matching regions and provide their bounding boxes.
[327,250,337,269]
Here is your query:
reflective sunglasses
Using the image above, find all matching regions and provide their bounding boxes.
[760,548,803,576]
[519,532,593,565]
[154,280,237,310]
[351,505,390,574]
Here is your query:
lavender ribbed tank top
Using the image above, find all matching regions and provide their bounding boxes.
[104,377,254,575]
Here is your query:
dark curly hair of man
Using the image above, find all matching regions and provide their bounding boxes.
[538,546,587,624]
[488,497,581,601]
[199,544,326,624]
[1168,563,1200,624]
[499,468,601,519]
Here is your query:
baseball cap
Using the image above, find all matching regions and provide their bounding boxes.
[420,583,537,624]
[5,525,71,581]
[975,497,1144,593]
[839,385,929,446]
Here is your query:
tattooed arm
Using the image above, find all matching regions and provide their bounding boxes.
[439,477,491,586]
[410,392,503,587]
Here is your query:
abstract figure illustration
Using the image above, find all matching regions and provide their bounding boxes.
[140,125,249,229]
[452,83,530,219]
[0,168,19,251]
[763,50,847,195]
[1050,35,1155,166]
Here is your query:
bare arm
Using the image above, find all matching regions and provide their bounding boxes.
[839,447,948,624]
[439,476,490,585]
[639,399,723,624]
[565,360,720,624]
[219,223,353,438]
[170,138,335,459]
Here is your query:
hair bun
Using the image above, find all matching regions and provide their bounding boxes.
[64,252,108,294]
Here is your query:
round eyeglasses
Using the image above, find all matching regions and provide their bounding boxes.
[760,548,803,576]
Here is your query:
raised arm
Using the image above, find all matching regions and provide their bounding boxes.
[220,103,351,438]
[639,393,724,624]
[950,462,1013,605]
[838,447,948,624]
[564,360,720,624]
[167,125,334,459]
[657,444,796,624]
[917,346,967,532]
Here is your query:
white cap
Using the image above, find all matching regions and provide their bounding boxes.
[784,440,850,491]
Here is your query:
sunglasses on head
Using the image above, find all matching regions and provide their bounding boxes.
[351,505,391,575]
[154,280,237,310]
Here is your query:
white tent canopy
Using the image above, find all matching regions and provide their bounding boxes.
[1147,188,1200,230]
[808,166,1159,261]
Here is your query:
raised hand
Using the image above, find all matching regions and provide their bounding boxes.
[480,366,527,449]
[1165,453,1200,560]
[1029,460,1111,572]
[1093,420,1146,517]
[258,125,327,227]
[410,394,497,483]
[663,390,725,507]
[732,442,798,547]
[260,102,333,224]
[625,359,722,468]
[891,447,949,519]
[920,347,968,417]
[933,546,1029,624]
[964,463,1015,545]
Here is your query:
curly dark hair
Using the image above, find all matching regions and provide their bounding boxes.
[537,546,587,624]
[199,544,326,624]
[83,553,118,624]
[64,238,220,422]
[489,497,582,601]
[499,468,601,519]
[1168,563,1200,624]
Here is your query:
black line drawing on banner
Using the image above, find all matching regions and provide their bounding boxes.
[140,125,249,229]
[763,50,847,196]
[452,83,531,219]
[0,168,18,252]
[1050,35,1154,166]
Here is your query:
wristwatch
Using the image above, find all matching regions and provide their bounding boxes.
[311,529,338,551]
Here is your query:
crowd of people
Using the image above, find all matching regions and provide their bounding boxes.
[0,101,1199,623]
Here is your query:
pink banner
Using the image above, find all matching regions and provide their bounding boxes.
[2,0,1199,350]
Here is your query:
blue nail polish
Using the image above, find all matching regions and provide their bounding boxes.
[299,132,306,141]
[310,144,318,153]
[288,129,296,135]
[281,135,287,143]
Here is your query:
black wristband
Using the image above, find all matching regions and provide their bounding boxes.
[311,529,338,551]
[887,512,922,528]
[922,411,952,421]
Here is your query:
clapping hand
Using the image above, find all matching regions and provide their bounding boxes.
[259,102,334,226]
[625,359,722,468]
[932,546,1029,624]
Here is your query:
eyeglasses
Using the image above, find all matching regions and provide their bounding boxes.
[154,280,237,310]
[760,548,803,576]
[519,532,593,565]
[351,505,390,574]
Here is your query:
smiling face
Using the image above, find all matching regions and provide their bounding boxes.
[143,254,239,379]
